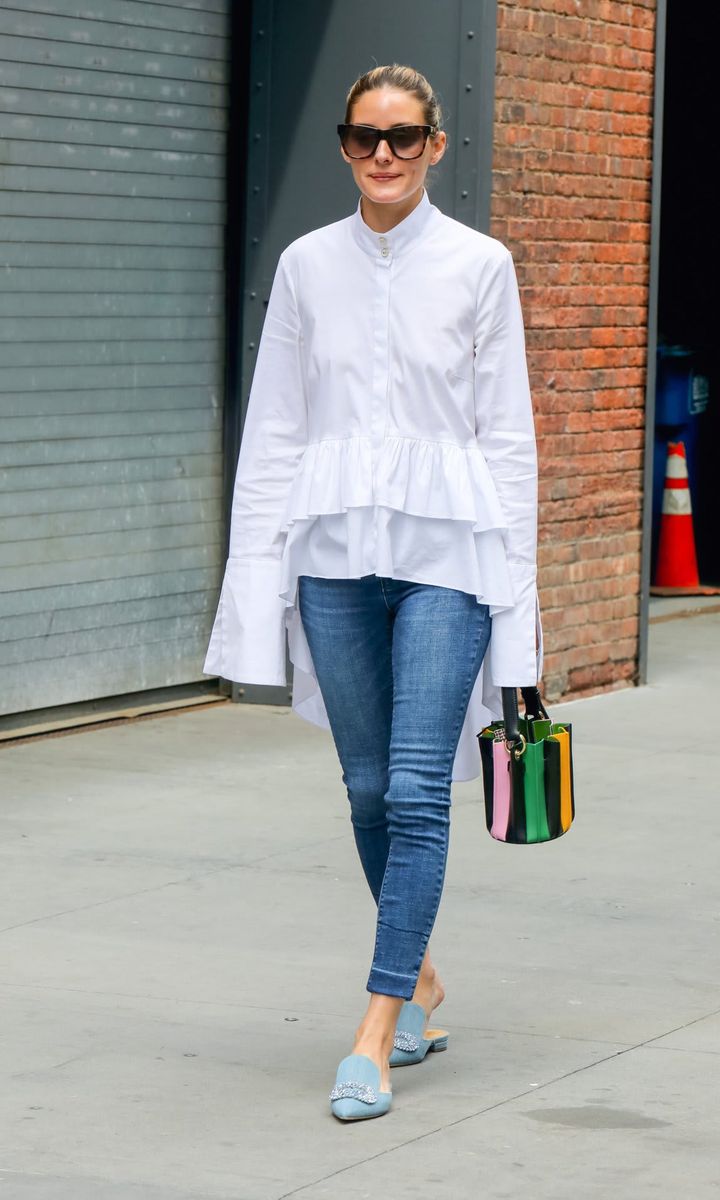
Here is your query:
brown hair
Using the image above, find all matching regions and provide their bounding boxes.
[343,63,444,135]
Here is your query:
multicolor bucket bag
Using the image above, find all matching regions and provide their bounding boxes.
[478,687,575,844]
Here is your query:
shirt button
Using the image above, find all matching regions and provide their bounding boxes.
[378,236,387,244]
[381,247,389,257]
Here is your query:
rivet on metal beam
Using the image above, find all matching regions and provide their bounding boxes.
[467,30,475,38]
[465,83,472,92]
[463,137,471,145]
[461,190,468,198]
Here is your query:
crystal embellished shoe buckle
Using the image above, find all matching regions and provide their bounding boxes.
[329,1081,378,1104]
[393,1029,420,1052]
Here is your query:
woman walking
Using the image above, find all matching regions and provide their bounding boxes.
[203,63,542,1122]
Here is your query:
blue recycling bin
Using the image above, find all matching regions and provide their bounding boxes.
[652,345,709,576]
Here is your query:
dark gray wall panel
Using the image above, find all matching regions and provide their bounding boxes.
[0,0,230,716]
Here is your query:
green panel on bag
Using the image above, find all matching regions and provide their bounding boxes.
[520,716,553,744]
[522,742,550,842]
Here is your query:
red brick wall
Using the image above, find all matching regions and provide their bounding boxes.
[491,0,656,700]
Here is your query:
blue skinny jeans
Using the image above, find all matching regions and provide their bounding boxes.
[297,574,491,1000]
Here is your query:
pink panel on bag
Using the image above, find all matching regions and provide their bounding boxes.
[491,740,511,841]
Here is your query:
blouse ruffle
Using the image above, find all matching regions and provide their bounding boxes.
[277,435,509,535]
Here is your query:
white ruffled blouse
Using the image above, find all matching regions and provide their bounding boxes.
[202,186,543,782]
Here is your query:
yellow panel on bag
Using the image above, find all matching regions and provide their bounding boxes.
[554,729,573,831]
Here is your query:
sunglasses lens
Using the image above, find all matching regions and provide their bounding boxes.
[341,127,378,158]
[339,125,430,159]
[391,127,427,158]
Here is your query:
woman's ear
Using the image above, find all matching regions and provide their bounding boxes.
[429,132,447,166]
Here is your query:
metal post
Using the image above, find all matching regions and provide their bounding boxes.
[638,0,668,685]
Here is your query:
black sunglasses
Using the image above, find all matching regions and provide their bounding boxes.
[337,123,437,160]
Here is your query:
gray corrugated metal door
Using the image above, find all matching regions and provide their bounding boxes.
[0,1,230,716]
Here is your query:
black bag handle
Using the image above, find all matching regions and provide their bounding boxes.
[501,686,550,747]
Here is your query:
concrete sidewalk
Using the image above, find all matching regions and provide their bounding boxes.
[1,614,718,1199]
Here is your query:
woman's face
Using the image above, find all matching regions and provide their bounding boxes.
[341,87,446,207]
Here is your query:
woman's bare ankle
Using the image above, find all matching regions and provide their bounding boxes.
[352,1024,394,1057]
[351,995,403,1091]
[412,959,445,1019]
[350,1003,403,1089]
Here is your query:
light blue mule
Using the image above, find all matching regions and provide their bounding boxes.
[329,1053,392,1121]
[389,1001,449,1067]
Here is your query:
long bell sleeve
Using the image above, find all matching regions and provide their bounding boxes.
[202,250,307,685]
[474,247,542,686]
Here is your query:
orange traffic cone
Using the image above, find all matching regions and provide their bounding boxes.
[653,441,700,591]
[651,441,720,596]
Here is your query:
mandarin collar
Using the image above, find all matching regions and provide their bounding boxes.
[350,187,438,260]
